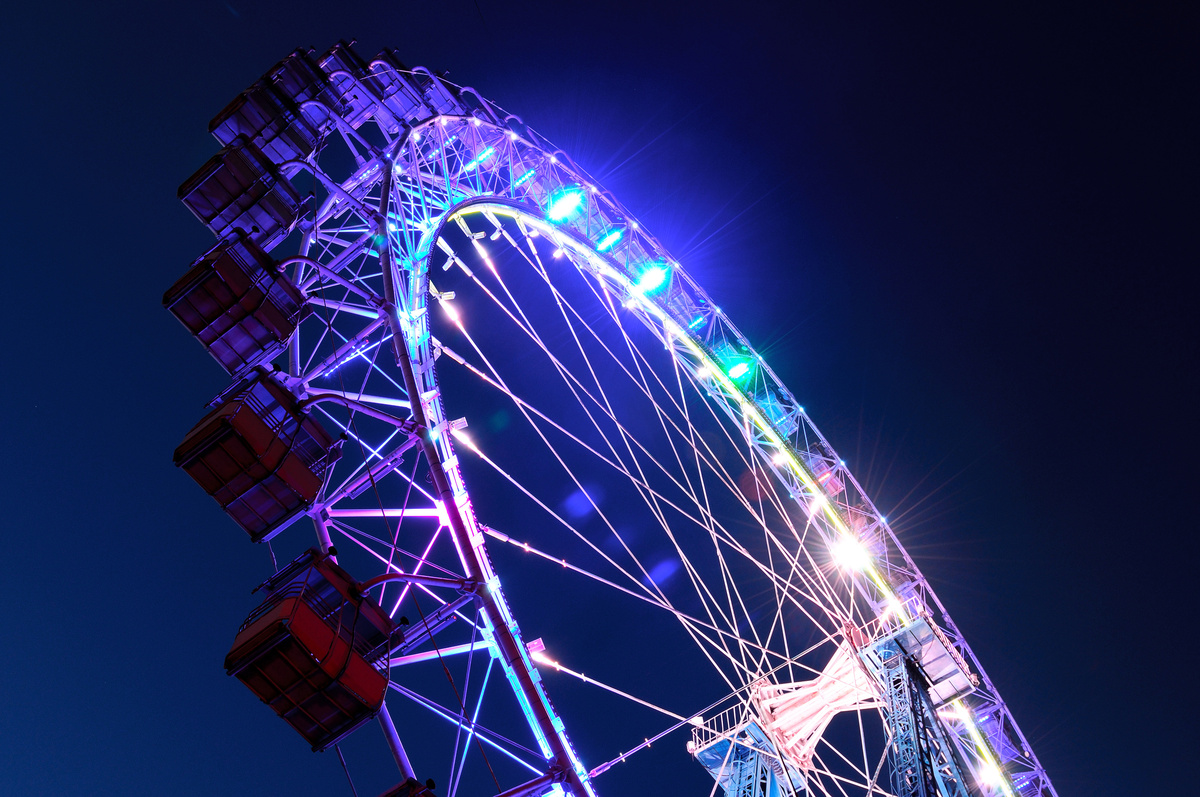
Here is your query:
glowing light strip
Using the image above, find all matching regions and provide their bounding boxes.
[956,696,1014,796]
[512,168,537,187]
[462,206,896,593]
[596,228,623,252]
[463,145,495,171]
[453,200,1014,796]
[461,205,906,621]
[390,640,492,667]
[407,201,597,796]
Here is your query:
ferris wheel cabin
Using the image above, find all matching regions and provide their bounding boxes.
[208,51,340,178]
[163,233,307,377]
[173,372,340,542]
[178,135,301,252]
[225,548,397,751]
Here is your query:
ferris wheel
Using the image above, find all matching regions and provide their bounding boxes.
[166,41,1058,797]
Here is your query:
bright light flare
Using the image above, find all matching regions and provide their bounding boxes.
[450,426,479,454]
[636,264,669,292]
[979,764,1005,788]
[547,189,585,221]
[727,362,751,379]
[830,535,871,571]
[530,648,560,671]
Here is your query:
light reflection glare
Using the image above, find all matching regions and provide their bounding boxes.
[831,535,871,571]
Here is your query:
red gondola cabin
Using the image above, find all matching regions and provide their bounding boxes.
[174,372,339,542]
[163,233,307,377]
[226,549,397,751]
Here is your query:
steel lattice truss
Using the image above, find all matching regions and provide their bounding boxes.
[170,42,1057,797]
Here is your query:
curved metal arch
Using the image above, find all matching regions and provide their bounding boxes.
[381,164,596,797]
[374,108,1047,795]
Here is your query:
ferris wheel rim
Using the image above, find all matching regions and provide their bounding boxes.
[407,209,859,771]
[379,113,1031,797]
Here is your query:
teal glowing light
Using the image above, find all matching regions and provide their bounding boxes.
[513,168,537,187]
[688,315,706,330]
[462,146,495,171]
[727,362,751,380]
[547,189,585,221]
[367,232,387,258]
[636,264,670,292]
[596,228,623,252]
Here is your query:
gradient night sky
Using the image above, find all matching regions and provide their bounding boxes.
[2,2,1194,795]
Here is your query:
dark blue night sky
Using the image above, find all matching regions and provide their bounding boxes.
[1,2,1194,795]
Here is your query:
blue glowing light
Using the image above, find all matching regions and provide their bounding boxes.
[463,146,495,171]
[688,315,706,330]
[547,189,585,221]
[647,559,680,586]
[596,228,623,252]
[562,485,604,520]
[324,339,385,377]
[636,264,670,292]
[513,169,537,187]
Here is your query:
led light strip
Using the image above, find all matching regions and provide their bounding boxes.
[451,201,1014,796]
